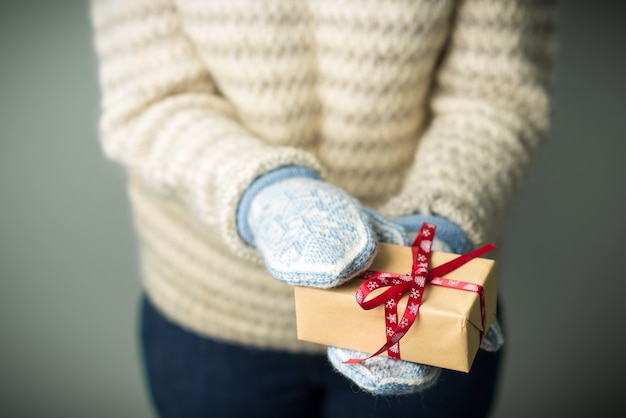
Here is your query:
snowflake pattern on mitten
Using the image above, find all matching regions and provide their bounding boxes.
[246,176,405,288]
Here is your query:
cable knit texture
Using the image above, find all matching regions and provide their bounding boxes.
[90,0,556,352]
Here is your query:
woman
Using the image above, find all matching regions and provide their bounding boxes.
[89,0,556,416]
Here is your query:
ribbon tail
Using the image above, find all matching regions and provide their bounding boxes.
[429,243,495,278]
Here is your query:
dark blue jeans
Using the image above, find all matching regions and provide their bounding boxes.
[140,295,503,418]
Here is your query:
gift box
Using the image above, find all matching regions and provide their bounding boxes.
[294,241,497,372]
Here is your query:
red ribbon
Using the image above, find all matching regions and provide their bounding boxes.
[344,222,495,364]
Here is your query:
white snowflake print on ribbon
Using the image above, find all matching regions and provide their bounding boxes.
[463,283,479,292]
[448,280,459,287]
[386,313,397,324]
[386,327,394,337]
[410,288,421,298]
[420,239,432,253]
[367,281,379,291]
[399,318,409,328]
[385,299,396,309]
[408,303,419,315]
[389,343,400,354]
[356,289,364,303]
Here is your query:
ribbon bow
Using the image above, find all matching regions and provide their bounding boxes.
[345,223,495,364]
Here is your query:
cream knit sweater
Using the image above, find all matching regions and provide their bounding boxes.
[90,0,556,353]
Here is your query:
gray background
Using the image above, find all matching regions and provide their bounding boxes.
[1,1,624,417]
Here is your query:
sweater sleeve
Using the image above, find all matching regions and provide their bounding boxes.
[380,0,557,246]
[89,0,322,259]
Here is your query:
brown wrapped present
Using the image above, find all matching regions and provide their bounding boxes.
[294,242,497,372]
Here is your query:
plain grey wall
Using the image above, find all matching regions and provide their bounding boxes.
[1,1,624,417]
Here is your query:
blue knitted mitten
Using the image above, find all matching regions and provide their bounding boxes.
[327,214,504,396]
[237,166,407,288]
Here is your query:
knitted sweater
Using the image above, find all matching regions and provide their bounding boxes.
[90,0,556,352]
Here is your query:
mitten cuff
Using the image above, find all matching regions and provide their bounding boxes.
[236,165,320,245]
[394,214,474,254]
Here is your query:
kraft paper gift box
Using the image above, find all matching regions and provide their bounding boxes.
[294,242,497,372]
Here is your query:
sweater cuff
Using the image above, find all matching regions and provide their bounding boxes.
[236,165,320,245]
[394,214,474,254]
